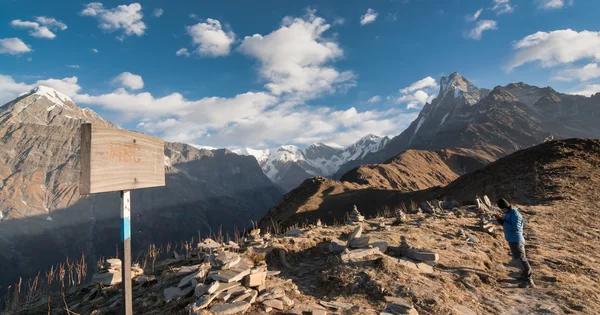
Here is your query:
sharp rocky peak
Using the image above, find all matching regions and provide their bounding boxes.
[439,72,479,97]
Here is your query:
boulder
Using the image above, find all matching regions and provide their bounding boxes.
[349,236,370,248]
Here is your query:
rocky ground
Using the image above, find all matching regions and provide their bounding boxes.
[9,193,600,314]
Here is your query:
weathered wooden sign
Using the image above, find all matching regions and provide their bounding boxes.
[79,123,165,195]
[79,123,166,315]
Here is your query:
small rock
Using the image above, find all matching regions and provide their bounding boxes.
[210,301,251,315]
[164,286,192,302]
[371,241,388,253]
[207,281,221,294]
[348,225,363,242]
[243,271,266,287]
[329,239,347,254]
[194,284,209,297]
[319,300,353,310]
[217,291,231,302]
[257,287,285,302]
[262,299,285,310]
[178,270,201,288]
[285,229,303,237]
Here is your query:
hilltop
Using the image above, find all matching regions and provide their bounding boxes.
[8,139,600,314]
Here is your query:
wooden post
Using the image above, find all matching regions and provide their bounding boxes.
[121,190,133,315]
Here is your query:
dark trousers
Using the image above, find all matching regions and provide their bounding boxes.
[508,242,532,280]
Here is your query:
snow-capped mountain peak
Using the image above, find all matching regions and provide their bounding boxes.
[439,72,482,105]
[235,134,390,190]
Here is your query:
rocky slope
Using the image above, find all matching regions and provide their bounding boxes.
[340,147,493,190]
[335,72,600,178]
[259,138,600,230]
[10,140,600,314]
[235,135,389,191]
[0,87,283,292]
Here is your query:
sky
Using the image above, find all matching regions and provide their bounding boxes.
[1,0,599,149]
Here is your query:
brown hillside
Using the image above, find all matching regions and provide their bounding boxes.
[260,138,600,230]
[341,148,494,190]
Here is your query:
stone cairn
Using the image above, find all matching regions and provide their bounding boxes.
[159,228,298,314]
[91,258,144,286]
[349,205,364,222]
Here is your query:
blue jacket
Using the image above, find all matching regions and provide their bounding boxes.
[503,207,525,243]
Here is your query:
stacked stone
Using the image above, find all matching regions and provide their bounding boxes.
[246,228,264,247]
[349,205,364,222]
[91,258,144,286]
[479,216,495,234]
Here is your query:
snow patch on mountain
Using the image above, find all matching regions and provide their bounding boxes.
[234,134,390,183]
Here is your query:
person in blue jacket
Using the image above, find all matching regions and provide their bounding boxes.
[497,198,535,288]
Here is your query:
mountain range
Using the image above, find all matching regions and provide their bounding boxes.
[234,135,389,191]
[0,86,283,290]
[334,72,600,178]
[260,72,600,229]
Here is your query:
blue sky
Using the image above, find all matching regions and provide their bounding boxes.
[1,0,599,148]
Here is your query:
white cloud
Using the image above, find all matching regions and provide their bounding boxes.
[367,95,381,103]
[10,16,68,39]
[570,84,600,97]
[0,74,32,104]
[393,76,440,109]
[466,8,483,22]
[538,0,564,9]
[35,17,67,30]
[186,19,235,57]
[507,29,600,70]
[238,10,355,100]
[67,65,80,69]
[491,0,514,15]
[333,17,345,26]
[154,8,163,18]
[554,63,600,82]
[176,48,190,57]
[81,2,146,38]
[0,38,32,55]
[91,48,99,53]
[400,76,438,93]
[360,8,378,25]
[0,69,417,148]
[467,20,498,40]
[111,72,144,90]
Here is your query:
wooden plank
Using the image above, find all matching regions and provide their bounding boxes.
[80,124,165,194]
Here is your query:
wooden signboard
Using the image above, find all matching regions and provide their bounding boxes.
[79,123,166,315]
[80,123,165,195]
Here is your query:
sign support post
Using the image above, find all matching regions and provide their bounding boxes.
[121,190,132,315]
[79,123,165,315]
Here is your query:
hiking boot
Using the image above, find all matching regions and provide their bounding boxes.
[519,278,536,288]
